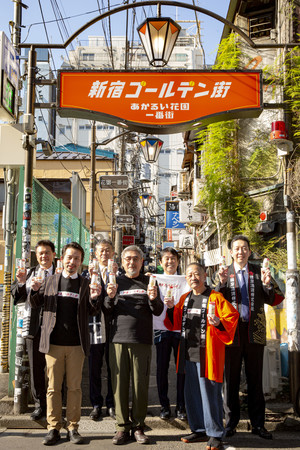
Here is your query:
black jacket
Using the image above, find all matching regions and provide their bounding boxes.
[11,264,55,338]
[215,262,283,346]
[104,273,164,345]
[29,273,103,355]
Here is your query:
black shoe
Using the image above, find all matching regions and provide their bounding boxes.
[42,429,60,446]
[175,405,187,420]
[30,407,46,421]
[181,432,208,443]
[106,406,116,419]
[112,431,131,445]
[67,429,84,444]
[225,427,236,437]
[159,406,171,420]
[206,437,223,449]
[252,426,272,439]
[89,406,101,421]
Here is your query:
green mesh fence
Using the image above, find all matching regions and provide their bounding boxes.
[9,171,90,397]
[31,178,90,265]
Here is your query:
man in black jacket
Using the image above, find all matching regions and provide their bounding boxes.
[216,235,284,440]
[105,245,164,445]
[11,239,56,421]
[30,242,102,446]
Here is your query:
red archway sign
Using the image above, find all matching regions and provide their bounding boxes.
[58,70,262,134]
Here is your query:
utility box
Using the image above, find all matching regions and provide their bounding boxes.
[263,339,282,399]
[0,31,19,121]
[0,124,35,168]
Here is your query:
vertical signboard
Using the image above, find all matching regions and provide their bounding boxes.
[165,201,185,229]
[0,32,19,120]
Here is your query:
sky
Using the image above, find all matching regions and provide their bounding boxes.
[0,0,231,68]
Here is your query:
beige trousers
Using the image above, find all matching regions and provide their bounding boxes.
[45,345,85,431]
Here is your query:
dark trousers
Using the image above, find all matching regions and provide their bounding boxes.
[110,343,151,432]
[223,322,265,429]
[155,332,185,409]
[26,329,47,410]
[88,343,114,409]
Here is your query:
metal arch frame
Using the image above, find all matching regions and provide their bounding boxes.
[19,0,256,50]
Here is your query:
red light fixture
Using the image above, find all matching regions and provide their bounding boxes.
[270,121,288,140]
[259,211,268,221]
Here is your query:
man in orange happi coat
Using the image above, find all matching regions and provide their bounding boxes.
[164,263,239,450]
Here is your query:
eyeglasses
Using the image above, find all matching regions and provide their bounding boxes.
[123,256,141,262]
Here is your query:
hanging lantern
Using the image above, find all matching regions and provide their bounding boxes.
[137,17,181,67]
[139,136,163,163]
[140,193,152,208]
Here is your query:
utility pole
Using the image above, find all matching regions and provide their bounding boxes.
[13,44,37,414]
[282,45,300,416]
[284,151,300,416]
[89,121,96,261]
[0,0,24,374]
[0,169,18,373]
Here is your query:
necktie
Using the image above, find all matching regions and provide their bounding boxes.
[44,270,48,278]
[101,267,108,285]
[239,270,249,321]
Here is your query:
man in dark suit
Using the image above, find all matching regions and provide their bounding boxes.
[217,235,283,440]
[11,239,56,421]
[82,238,116,421]
[30,242,102,446]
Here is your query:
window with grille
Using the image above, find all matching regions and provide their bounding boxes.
[82,53,95,61]
[249,13,273,39]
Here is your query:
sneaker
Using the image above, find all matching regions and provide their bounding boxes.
[181,431,208,443]
[42,429,60,446]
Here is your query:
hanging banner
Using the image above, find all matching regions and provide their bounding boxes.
[58,70,262,134]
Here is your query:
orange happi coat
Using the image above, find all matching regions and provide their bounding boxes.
[164,289,239,383]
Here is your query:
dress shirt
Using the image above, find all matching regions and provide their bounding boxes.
[234,262,249,294]
[62,270,78,279]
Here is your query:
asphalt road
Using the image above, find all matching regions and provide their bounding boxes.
[0,429,299,449]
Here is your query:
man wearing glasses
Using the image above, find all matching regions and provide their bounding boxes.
[104,245,164,445]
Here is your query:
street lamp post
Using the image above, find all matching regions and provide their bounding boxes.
[270,121,300,415]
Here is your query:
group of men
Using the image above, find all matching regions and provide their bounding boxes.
[11,234,283,449]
